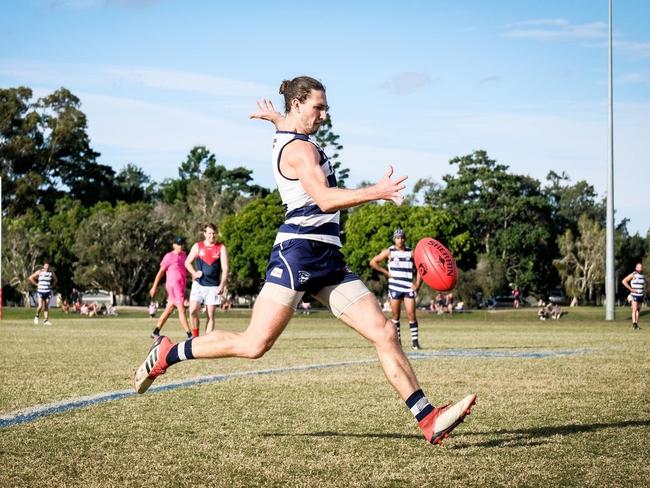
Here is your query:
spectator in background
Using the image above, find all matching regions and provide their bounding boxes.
[538,302,550,321]
[445,293,454,314]
[148,302,157,319]
[70,288,81,309]
[551,303,562,320]
[513,287,520,309]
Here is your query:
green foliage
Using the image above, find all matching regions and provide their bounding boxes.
[160,145,269,205]
[343,203,469,293]
[554,215,606,303]
[114,163,157,203]
[544,171,605,234]
[1,212,48,304]
[72,203,175,303]
[0,86,118,213]
[220,192,285,296]
[44,197,90,297]
[424,150,555,293]
[314,115,349,188]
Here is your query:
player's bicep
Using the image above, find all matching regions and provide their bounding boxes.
[285,143,330,199]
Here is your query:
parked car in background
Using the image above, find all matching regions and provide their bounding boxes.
[484,294,522,308]
[548,289,570,305]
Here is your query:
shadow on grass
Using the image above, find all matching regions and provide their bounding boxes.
[451,419,650,449]
[263,419,649,447]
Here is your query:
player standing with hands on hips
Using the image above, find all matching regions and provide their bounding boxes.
[370,228,422,350]
[134,76,475,445]
[29,262,57,326]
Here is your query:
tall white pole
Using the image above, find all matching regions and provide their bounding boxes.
[605,0,616,320]
[0,176,3,320]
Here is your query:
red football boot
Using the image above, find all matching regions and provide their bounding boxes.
[418,394,476,444]
[134,336,174,394]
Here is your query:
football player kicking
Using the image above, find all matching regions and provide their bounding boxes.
[134,76,476,445]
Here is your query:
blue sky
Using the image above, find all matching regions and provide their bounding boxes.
[1,0,648,235]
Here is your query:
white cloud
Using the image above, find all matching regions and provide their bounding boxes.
[0,59,275,99]
[380,72,436,95]
[504,19,607,41]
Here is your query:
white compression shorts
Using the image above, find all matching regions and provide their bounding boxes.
[258,280,371,318]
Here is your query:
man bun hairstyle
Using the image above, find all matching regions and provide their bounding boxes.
[279,76,326,112]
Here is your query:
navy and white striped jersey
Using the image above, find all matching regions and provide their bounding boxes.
[388,245,414,294]
[37,271,53,293]
[631,272,645,297]
[272,131,341,247]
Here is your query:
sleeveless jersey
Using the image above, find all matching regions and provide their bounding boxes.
[631,272,645,298]
[387,245,414,294]
[272,131,341,247]
[37,271,53,293]
[195,241,222,287]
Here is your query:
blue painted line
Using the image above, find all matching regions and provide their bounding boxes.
[0,348,588,429]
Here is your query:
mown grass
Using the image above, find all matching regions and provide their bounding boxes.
[0,306,648,487]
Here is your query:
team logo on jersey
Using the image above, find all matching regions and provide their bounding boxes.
[298,271,311,284]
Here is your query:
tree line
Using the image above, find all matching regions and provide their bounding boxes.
[1,86,648,307]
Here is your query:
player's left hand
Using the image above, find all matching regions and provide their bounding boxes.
[250,99,286,129]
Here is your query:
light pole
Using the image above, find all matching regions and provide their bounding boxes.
[605,0,616,320]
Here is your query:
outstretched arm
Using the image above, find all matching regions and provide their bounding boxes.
[250,99,287,130]
[284,141,406,211]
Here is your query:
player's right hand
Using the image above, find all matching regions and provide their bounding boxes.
[376,165,407,206]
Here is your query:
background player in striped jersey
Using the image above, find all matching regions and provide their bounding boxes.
[185,223,229,336]
[134,77,476,445]
[622,263,645,330]
[29,262,57,325]
[370,229,422,350]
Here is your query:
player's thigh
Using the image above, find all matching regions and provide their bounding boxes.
[404,297,416,316]
[243,288,298,347]
[339,293,394,344]
[390,298,402,318]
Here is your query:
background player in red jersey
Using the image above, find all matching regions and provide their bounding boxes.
[185,223,229,336]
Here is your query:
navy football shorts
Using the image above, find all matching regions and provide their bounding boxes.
[38,292,52,301]
[389,289,416,300]
[265,239,360,294]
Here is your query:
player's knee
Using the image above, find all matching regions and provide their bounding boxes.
[373,319,399,347]
[242,339,274,359]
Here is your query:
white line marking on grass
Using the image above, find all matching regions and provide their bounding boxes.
[0,348,589,429]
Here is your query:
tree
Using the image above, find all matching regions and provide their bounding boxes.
[0,86,117,214]
[314,115,349,188]
[1,213,48,306]
[343,202,469,296]
[73,203,175,304]
[45,197,90,297]
[424,150,555,293]
[114,164,157,203]
[544,171,605,235]
[219,192,285,297]
[554,215,606,304]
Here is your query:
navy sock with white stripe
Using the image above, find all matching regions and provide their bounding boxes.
[166,339,195,367]
[405,389,434,421]
[409,321,419,343]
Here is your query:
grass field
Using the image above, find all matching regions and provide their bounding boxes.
[1,306,649,487]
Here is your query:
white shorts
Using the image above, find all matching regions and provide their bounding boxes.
[189,281,222,306]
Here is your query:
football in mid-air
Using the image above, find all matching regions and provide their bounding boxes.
[414,237,458,291]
